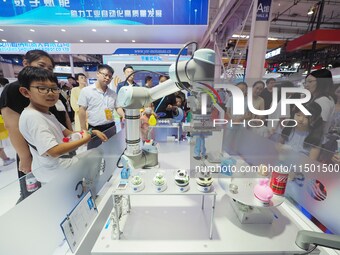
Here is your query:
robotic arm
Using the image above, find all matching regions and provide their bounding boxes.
[296,230,340,251]
[116,48,216,169]
[116,48,216,109]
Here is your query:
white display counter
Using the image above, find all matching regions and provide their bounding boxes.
[1,128,338,255]
[90,141,317,255]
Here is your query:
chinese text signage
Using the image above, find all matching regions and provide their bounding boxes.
[0,43,71,53]
[114,48,188,55]
[0,0,208,25]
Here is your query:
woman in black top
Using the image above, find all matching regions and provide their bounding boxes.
[0,50,70,201]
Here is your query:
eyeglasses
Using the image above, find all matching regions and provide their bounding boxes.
[30,86,61,94]
[98,71,113,79]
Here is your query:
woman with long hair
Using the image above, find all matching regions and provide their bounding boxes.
[280,102,324,160]
[304,69,335,137]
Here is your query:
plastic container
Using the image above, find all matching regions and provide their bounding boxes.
[174,169,190,192]
[270,166,289,196]
[25,172,39,192]
[63,132,84,142]
[220,157,236,176]
[254,178,273,203]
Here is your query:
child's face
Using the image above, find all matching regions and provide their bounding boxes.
[27,80,60,109]
[176,98,182,107]
[77,75,87,86]
[294,111,309,129]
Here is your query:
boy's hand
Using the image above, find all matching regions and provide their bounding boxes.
[81,130,92,142]
[92,130,108,142]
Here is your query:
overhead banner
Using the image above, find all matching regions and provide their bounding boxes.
[0,0,208,25]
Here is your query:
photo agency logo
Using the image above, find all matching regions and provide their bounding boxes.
[201,85,312,128]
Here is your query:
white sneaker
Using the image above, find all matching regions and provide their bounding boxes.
[3,158,15,166]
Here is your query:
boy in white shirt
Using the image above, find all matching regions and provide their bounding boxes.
[18,66,107,183]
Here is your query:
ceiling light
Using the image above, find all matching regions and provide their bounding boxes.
[0,29,4,32]
[30,29,35,32]
[231,34,249,39]
[307,4,317,15]
[79,40,84,42]
[54,40,58,42]
[92,29,97,32]
[1,39,7,42]
[105,40,110,43]
[61,29,66,32]
[28,40,33,42]
[131,40,136,43]
[123,28,128,32]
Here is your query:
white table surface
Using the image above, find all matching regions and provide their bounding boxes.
[91,141,307,255]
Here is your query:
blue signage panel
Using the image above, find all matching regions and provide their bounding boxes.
[113,48,188,55]
[256,0,272,21]
[0,43,71,53]
[0,56,13,64]
[0,0,208,25]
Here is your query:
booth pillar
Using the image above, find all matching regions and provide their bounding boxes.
[245,0,272,82]
[69,55,75,77]
[0,62,15,78]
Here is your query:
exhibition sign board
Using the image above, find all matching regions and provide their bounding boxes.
[256,0,272,21]
[0,42,71,53]
[113,48,188,55]
[0,0,208,25]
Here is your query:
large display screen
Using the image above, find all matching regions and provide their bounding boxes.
[0,0,208,25]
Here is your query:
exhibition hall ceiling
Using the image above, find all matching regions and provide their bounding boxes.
[0,0,339,47]
[268,0,340,39]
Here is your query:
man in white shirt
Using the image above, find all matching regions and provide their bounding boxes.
[78,64,124,149]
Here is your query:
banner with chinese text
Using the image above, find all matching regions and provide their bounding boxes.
[0,0,208,25]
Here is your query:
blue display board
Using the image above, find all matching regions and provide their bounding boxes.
[256,0,272,21]
[0,0,208,25]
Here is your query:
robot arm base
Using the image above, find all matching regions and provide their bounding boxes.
[122,146,158,169]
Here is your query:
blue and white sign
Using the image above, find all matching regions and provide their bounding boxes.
[265,48,281,59]
[0,0,208,25]
[113,48,188,55]
[0,55,14,64]
[0,43,71,53]
[256,0,272,21]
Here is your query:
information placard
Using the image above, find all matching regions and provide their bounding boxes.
[60,191,97,253]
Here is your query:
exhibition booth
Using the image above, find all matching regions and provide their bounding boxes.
[0,122,339,255]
